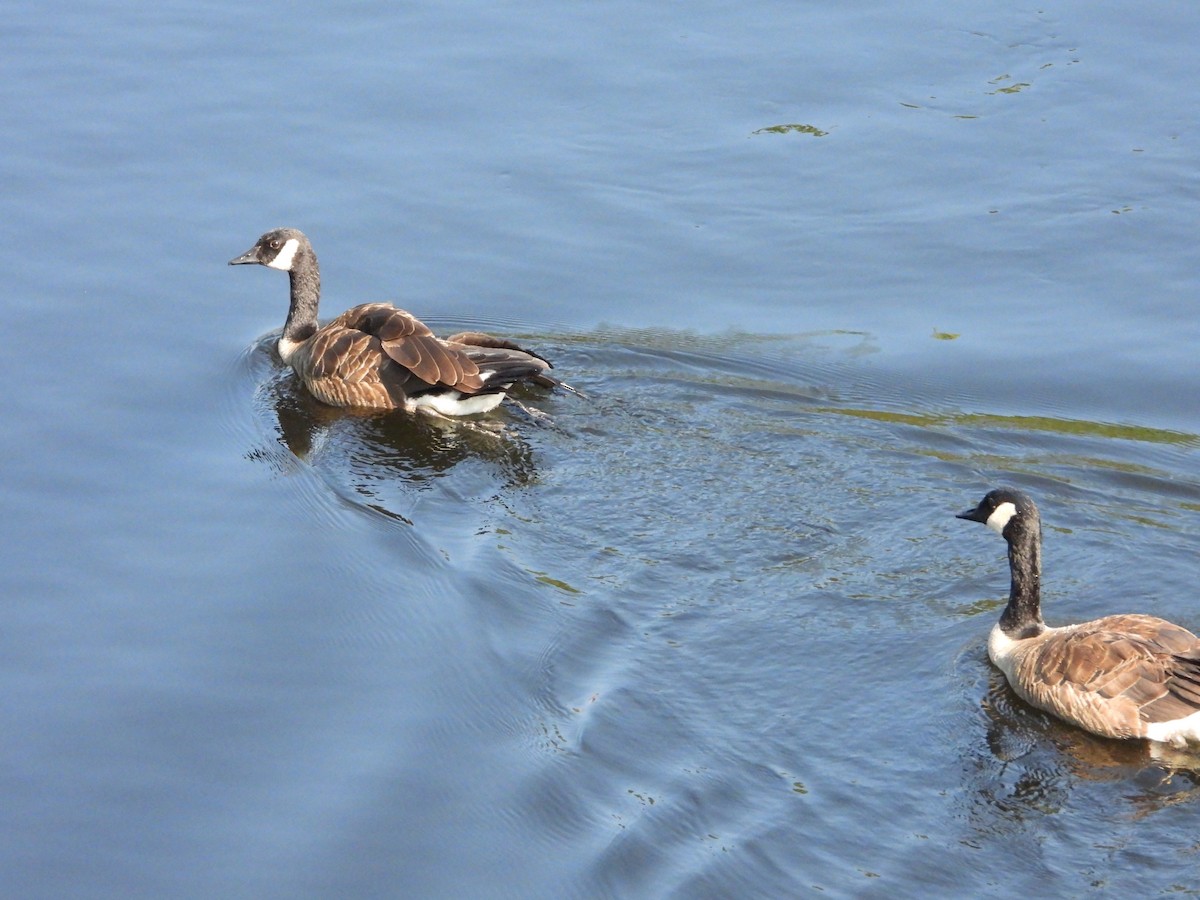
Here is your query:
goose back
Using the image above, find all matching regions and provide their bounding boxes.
[292,303,551,411]
[993,615,1200,740]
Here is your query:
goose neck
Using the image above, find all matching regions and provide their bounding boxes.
[1000,514,1045,638]
[282,249,321,342]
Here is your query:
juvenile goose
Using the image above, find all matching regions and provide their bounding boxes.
[957,487,1200,747]
[229,227,564,413]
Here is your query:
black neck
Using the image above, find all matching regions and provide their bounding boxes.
[999,513,1045,638]
[283,246,321,343]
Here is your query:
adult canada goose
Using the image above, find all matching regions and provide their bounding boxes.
[957,487,1200,747]
[229,227,567,413]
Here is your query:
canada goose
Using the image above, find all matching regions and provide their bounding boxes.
[957,487,1200,747]
[229,228,567,413]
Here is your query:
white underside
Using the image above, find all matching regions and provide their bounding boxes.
[408,369,505,416]
[1145,710,1200,748]
[410,391,504,416]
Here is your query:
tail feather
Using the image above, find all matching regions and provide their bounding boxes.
[446,331,586,397]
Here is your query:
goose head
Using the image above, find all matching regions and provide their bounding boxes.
[956,487,1036,538]
[229,227,309,272]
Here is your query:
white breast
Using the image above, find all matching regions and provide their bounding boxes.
[277,335,302,363]
[986,623,1022,681]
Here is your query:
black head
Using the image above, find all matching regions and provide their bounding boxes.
[956,487,1038,538]
[228,228,309,270]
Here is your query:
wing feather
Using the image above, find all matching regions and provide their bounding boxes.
[445,331,552,366]
[304,327,380,381]
[331,303,484,391]
[1021,617,1200,734]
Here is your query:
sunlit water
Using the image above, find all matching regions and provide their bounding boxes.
[2,0,1199,897]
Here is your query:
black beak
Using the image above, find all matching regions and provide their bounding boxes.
[228,247,260,266]
[956,506,987,523]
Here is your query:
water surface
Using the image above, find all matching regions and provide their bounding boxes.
[2,1,1199,897]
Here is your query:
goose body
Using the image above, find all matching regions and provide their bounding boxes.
[958,488,1200,747]
[229,228,562,413]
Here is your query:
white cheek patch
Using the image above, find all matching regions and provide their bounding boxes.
[266,238,300,271]
[986,501,1017,535]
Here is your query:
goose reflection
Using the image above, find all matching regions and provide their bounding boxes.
[249,353,545,518]
[968,667,1200,821]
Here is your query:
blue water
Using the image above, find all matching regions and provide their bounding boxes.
[2,1,1199,896]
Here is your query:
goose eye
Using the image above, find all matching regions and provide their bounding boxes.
[269,239,281,250]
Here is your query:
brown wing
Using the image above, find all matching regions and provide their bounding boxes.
[1027,615,1200,733]
[304,325,385,383]
[328,303,485,392]
[293,324,398,408]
